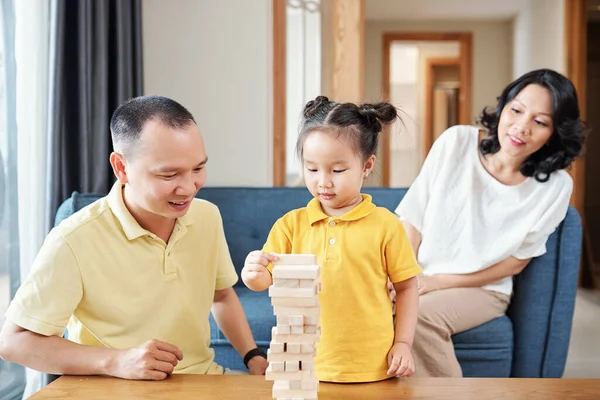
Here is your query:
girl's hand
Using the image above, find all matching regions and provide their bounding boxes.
[386,342,415,377]
[387,279,396,316]
[417,275,444,296]
[241,251,278,291]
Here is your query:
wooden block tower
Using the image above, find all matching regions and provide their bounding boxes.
[266,254,321,400]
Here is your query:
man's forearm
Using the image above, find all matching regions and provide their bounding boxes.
[0,322,116,375]
[211,288,257,358]
[393,277,419,347]
[439,256,530,290]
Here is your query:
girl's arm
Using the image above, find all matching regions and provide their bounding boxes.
[392,276,419,346]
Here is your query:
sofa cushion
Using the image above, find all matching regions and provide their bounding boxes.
[453,316,513,377]
[209,287,274,347]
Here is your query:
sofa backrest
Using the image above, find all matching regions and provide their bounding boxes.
[54,187,409,281]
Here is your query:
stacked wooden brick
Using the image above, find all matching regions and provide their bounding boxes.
[266,254,321,400]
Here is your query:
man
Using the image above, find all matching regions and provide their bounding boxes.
[0,96,268,379]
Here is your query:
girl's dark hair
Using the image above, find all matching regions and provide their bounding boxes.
[296,96,399,161]
[478,68,586,183]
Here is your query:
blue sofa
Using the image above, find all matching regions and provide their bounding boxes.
[54,187,582,378]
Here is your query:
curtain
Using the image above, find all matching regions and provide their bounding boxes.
[47,0,143,229]
[0,0,25,398]
[14,0,52,397]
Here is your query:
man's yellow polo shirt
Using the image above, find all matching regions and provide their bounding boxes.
[6,182,238,374]
[263,194,421,383]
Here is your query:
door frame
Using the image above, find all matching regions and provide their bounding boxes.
[381,32,473,187]
[564,0,588,286]
[425,57,462,155]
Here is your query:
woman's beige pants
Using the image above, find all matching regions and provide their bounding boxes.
[412,288,510,377]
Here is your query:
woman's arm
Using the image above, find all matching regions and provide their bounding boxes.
[401,220,421,257]
[419,256,531,295]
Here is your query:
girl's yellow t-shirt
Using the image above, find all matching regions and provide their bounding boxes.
[263,194,422,383]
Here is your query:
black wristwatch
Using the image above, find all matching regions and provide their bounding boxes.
[243,347,267,368]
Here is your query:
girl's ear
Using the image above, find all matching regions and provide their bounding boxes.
[363,155,376,178]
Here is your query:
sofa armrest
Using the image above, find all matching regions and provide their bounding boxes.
[507,206,581,377]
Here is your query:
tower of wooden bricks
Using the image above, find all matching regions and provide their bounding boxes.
[266,254,321,400]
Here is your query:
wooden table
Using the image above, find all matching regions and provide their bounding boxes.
[30,375,600,399]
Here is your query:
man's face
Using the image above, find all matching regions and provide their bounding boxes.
[120,119,208,220]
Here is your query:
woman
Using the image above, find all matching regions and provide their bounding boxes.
[390,68,586,377]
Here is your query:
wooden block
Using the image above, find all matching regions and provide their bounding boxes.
[300,360,314,371]
[290,325,303,334]
[273,306,320,317]
[301,379,318,390]
[271,361,285,372]
[272,387,318,399]
[266,369,303,381]
[269,286,317,298]
[300,343,314,353]
[303,325,317,334]
[270,342,285,353]
[289,315,304,326]
[272,328,320,344]
[276,315,290,325]
[271,297,318,307]
[299,279,318,288]
[268,350,315,362]
[286,343,301,353]
[289,381,301,390]
[273,254,317,265]
[285,361,299,372]
[272,265,320,279]
[276,324,291,334]
[274,278,300,288]
[274,380,289,389]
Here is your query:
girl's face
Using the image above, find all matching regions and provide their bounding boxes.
[302,130,374,217]
[497,84,554,160]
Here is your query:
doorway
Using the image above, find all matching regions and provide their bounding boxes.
[381,33,472,187]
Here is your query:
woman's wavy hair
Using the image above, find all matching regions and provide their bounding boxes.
[478,68,587,183]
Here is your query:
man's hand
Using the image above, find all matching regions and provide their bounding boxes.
[241,251,277,291]
[417,275,444,296]
[247,355,268,375]
[386,342,415,377]
[109,339,183,380]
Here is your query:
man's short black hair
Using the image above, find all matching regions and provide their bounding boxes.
[110,95,196,156]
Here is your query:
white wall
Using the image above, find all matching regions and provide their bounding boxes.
[513,0,565,79]
[365,19,512,186]
[142,0,272,187]
[366,20,513,124]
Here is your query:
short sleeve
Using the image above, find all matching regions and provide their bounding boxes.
[262,217,293,273]
[5,231,83,337]
[213,208,239,290]
[394,126,453,231]
[513,175,573,260]
[386,220,423,283]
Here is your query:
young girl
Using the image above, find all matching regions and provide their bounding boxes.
[241,96,421,383]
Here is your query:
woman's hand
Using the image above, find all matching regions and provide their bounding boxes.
[416,275,445,296]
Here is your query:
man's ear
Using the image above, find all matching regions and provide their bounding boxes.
[109,152,128,184]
